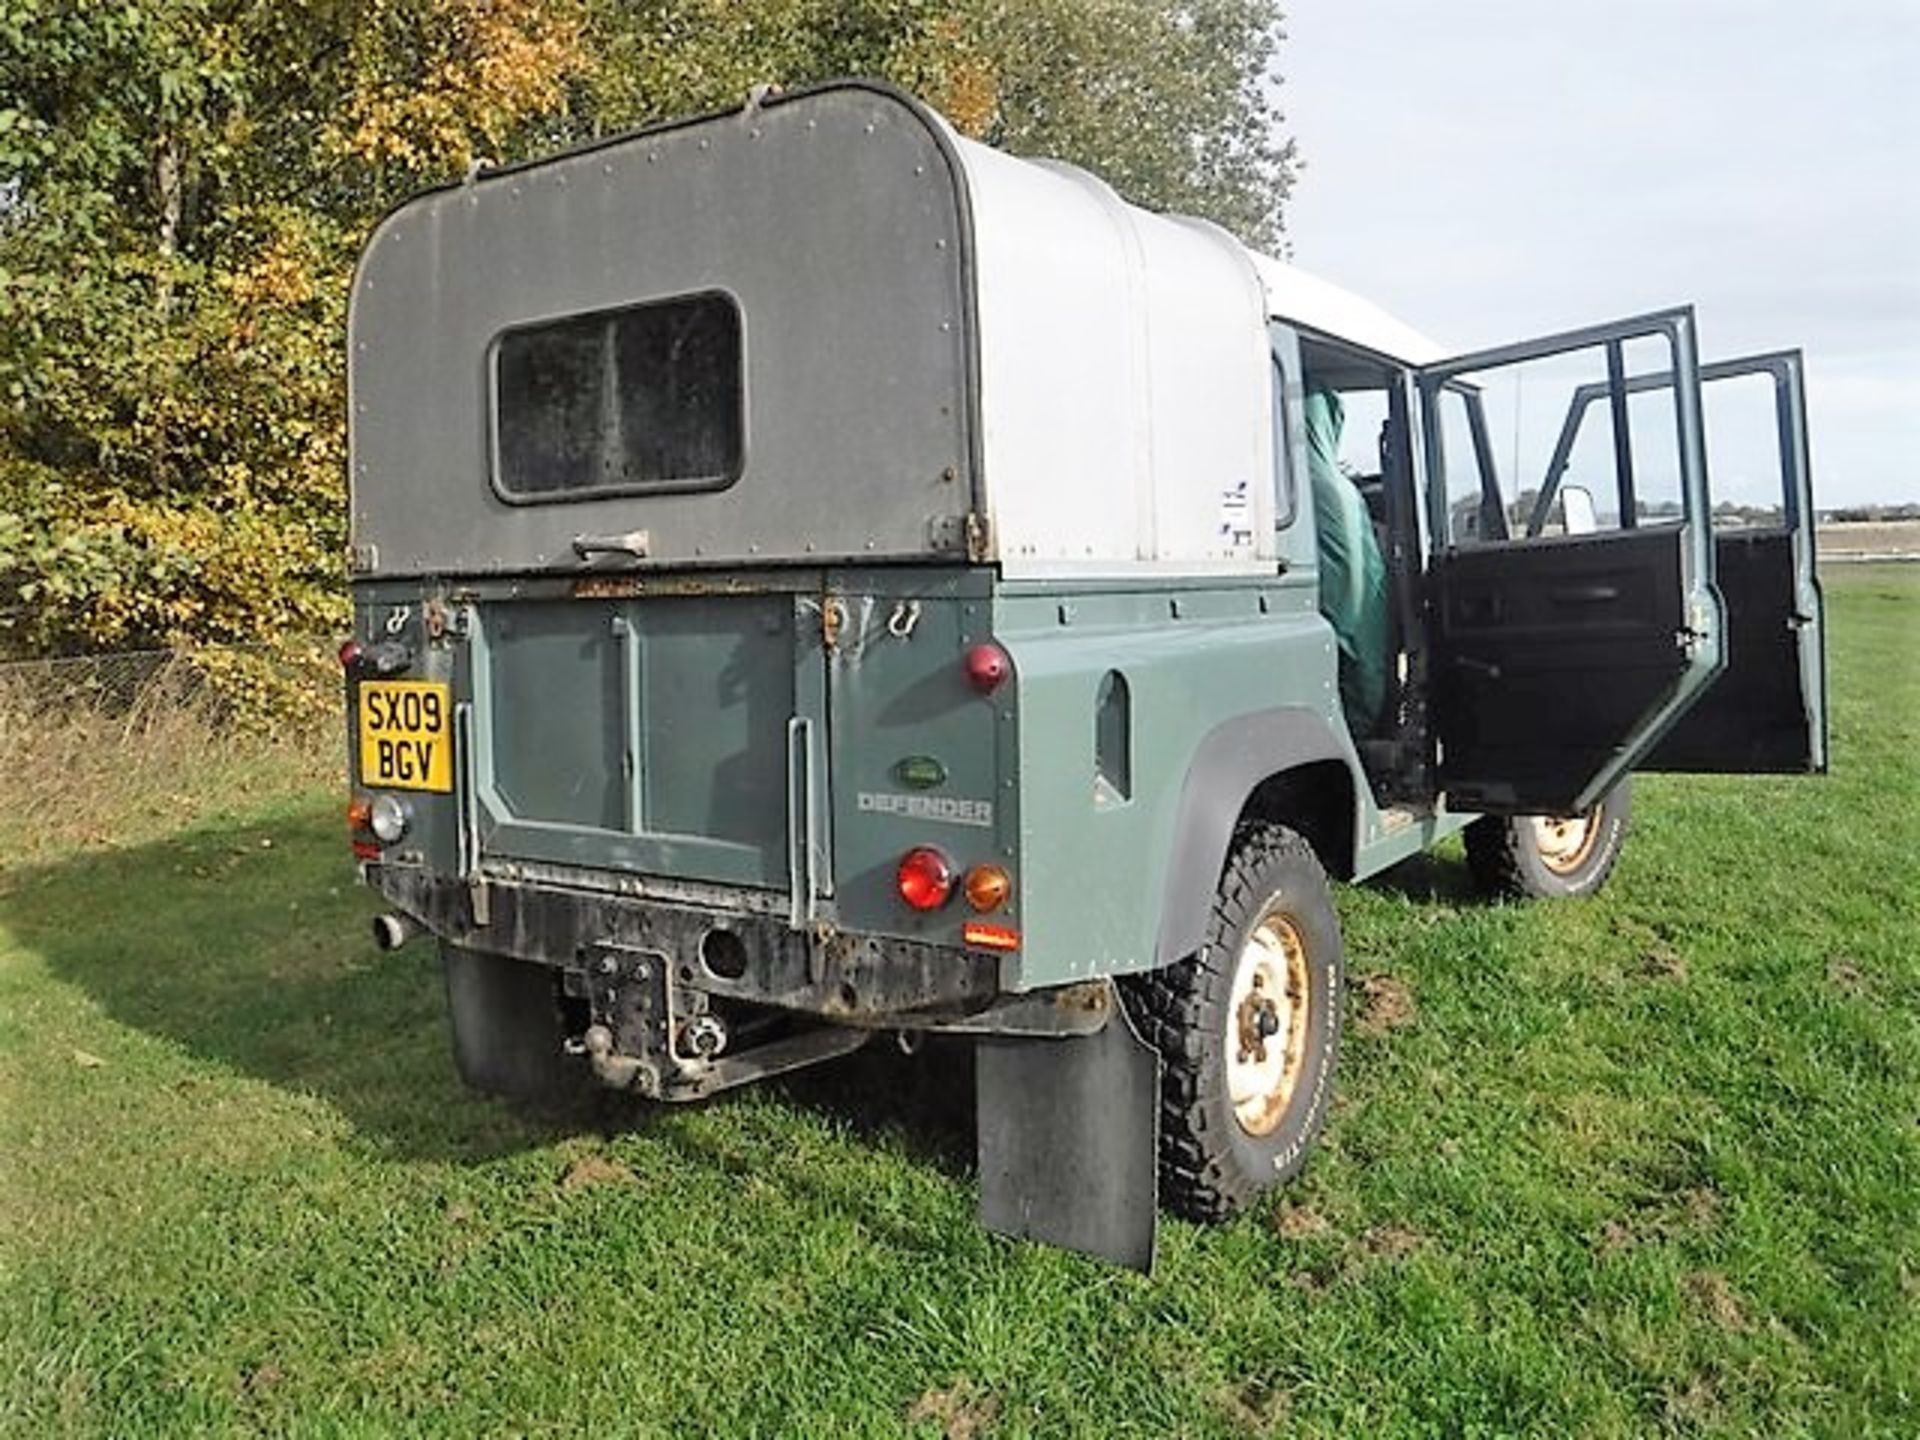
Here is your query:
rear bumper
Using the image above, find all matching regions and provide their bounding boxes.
[366,864,1004,1022]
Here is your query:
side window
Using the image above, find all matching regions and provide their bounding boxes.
[1270,354,1297,528]
[492,290,744,501]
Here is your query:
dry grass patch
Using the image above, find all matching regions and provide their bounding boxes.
[1353,972,1416,1035]
[907,1381,999,1440]
[0,650,338,870]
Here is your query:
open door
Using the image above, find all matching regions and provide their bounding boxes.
[1417,308,1727,815]
[1523,352,1825,773]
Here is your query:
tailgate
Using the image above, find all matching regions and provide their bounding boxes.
[467,591,825,894]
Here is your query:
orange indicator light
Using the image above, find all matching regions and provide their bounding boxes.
[963,864,1012,912]
[962,922,1021,952]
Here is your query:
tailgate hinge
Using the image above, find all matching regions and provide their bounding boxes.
[927,511,991,562]
[965,511,992,563]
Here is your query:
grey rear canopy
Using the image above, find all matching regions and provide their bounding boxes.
[348,84,977,578]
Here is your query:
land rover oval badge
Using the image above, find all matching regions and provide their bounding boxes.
[894,755,947,789]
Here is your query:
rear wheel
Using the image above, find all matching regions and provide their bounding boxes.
[441,944,587,1103]
[1464,777,1632,900]
[1131,824,1345,1223]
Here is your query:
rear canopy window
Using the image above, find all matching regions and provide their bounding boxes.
[492,292,743,499]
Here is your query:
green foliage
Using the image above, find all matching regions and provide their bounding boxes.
[571,1,1294,245]
[0,0,1293,661]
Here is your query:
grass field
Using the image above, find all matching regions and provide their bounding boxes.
[2,567,1915,1437]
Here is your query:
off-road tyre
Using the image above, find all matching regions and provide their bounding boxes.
[1464,778,1633,900]
[442,944,589,1104]
[1128,824,1345,1223]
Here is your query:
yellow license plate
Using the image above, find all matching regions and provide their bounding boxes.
[357,680,453,792]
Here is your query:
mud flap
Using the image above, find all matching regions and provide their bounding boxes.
[975,1004,1161,1270]
[443,944,583,1102]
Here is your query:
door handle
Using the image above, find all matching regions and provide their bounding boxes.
[1549,583,1620,605]
[453,701,479,878]
[786,716,819,930]
[572,529,651,560]
[1457,655,1502,680]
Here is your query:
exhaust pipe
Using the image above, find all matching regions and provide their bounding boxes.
[371,912,423,952]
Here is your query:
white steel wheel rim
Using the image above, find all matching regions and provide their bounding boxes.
[1532,810,1601,874]
[1225,904,1312,1138]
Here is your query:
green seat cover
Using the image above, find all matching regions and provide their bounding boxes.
[1304,388,1389,735]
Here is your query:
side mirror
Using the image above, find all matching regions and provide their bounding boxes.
[1561,485,1598,535]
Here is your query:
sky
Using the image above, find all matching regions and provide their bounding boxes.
[1278,0,1919,508]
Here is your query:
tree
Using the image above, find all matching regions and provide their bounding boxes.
[571,1,1293,247]
[0,0,1293,665]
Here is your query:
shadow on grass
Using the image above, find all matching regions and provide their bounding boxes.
[0,796,975,1181]
[772,1035,976,1178]
[1365,848,1481,904]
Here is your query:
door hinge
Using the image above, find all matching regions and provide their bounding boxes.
[1676,622,1713,657]
[1676,598,1717,656]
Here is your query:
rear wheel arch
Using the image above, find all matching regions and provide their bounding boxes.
[1152,709,1360,969]
[1236,761,1357,883]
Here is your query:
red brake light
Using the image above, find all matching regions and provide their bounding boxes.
[896,847,955,911]
[338,638,364,671]
[964,642,1011,694]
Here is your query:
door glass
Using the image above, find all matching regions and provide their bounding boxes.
[1433,385,1502,542]
[1701,371,1792,527]
[1619,330,1685,526]
[1436,335,1694,545]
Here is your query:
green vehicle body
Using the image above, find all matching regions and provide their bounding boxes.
[343,83,1826,1266]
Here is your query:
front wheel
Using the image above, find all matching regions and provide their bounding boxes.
[1130,823,1345,1223]
[1464,777,1633,900]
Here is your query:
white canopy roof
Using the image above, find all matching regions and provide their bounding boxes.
[1247,252,1448,365]
[948,129,1445,577]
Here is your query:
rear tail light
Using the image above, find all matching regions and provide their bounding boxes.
[347,794,381,860]
[896,847,955,910]
[963,864,1012,912]
[338,638,364,671]
[963,641,1011,694]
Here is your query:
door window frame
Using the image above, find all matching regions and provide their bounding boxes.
[1416,307,1715,577]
